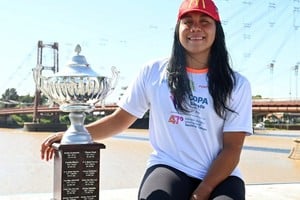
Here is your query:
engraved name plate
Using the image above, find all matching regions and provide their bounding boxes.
[53,143,105,200]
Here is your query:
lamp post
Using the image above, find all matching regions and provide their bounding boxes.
[294,64,299,100]
[269,61,275,99]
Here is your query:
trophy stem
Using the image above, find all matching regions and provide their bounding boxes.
[61,112,93,144]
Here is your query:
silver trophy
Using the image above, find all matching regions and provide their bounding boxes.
[33,44,118,144]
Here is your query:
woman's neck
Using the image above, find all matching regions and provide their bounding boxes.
[186,53,209,69]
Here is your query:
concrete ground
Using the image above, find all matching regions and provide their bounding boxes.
[0,128,300,199]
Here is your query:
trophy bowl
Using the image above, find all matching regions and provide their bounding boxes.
[33,44,118,144]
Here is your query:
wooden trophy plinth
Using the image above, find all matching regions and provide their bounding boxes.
[52,143,105,200]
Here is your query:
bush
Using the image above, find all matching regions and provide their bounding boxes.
[11,114,32,126]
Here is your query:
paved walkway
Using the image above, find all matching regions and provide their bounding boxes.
[0,129,300,199]
[1,183,300,199]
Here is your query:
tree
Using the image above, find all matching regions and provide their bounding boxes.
[1,88,19,101]
[252,95,262,99]
[1,88,19,108]
[18,94,35,107]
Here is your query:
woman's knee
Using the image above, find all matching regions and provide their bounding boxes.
[210,176,245,200]
[212,195,234,200]
[138,164,198,200]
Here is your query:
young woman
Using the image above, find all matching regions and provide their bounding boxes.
[41,0,253,199]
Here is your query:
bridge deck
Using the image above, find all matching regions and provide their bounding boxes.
[1,100,300,115]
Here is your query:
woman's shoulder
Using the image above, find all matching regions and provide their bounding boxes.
[233,71,250,84]
[144,57,169,69]
[233,71,251,90]
[141,57,169,74]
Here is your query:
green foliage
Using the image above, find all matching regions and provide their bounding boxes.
[1,88,19,101]
[40,118,52,124]
[1,88,19,108]
[294,118,300,123]
[11,114,32,125]
[11,115,23,125]
[19,94,34,105]
[252,95,262,99]
[85,113,100,124]
[40,94,49,105]
[264,120,271,125]
[60,114,70,124]
[0,88,50,107]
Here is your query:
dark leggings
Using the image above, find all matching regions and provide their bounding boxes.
[138,164,245,200]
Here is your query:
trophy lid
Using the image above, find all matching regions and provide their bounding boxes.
[55,44,100,77]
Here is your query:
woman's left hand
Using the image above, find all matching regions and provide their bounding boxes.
[40,132,63,161]
[190,183,212,200]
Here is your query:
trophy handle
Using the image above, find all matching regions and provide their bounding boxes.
[110,66,119,92]
[97,66,119,107]
[33,64,57,105]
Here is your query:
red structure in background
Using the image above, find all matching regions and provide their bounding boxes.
[0,104,117,115]
[252,100,300,113]
[0,100,300,116]
[33,41,59,123]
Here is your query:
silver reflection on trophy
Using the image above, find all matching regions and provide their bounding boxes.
[33,44,119,144]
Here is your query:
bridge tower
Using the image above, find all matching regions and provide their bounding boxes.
[33,40,59,123]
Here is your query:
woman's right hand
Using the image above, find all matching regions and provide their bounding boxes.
[40,132,63,161]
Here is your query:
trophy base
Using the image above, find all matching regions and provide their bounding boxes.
[52,142,105,200]
[60,112,93,144]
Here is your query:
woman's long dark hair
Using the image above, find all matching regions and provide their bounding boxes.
[167,21,236,118]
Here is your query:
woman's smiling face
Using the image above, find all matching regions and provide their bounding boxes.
[179,12,216,56]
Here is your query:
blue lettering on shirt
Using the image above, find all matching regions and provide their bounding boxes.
[189,94,208,109]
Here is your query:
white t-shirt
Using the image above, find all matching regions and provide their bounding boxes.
[118,58,253,180]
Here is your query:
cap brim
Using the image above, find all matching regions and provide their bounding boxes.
[178,9,219,21]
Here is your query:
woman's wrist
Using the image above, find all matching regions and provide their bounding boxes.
[191,182,214,200]
[198,181,214,195]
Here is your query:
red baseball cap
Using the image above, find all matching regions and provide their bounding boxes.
[178,0,220,21]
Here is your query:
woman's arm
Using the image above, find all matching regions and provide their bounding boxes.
[191,132,246,200]
[40,107,138,161]
[86,107,138,140]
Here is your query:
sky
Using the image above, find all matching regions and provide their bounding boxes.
[0,0,299,103]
